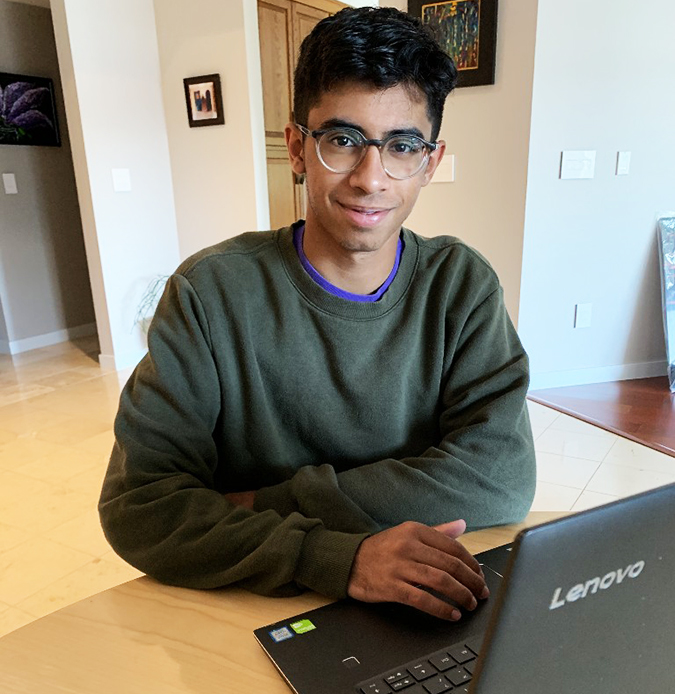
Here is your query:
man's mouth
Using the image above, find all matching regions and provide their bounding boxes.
[339,203,391,227]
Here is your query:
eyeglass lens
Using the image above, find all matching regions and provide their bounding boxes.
[316,129,430,179]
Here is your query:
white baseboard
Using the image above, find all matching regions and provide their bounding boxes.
[0,322,97,355]
[529,359,668,391]
[98,348,147,373]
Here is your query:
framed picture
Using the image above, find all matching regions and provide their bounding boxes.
[0,72,61,146]
[408,0,498,88]
[183,74,225,128]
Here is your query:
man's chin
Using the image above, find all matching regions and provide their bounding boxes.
[338,227,400,254]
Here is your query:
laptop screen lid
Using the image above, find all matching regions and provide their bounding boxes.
[471,481,675,694]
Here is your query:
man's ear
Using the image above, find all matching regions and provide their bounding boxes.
[285,123,306,175]
[421,140,446,187]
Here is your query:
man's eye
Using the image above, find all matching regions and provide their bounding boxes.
[328,132,360,148]
[388,138,423,155]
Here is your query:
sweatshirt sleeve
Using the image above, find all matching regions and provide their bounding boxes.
[98,274,370,598]
[254,286,536,532]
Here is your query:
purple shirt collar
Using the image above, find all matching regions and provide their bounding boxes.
[293,224,403,303]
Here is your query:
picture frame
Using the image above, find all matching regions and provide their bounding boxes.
[408,0,498,88]
[183,73,225,128]
[0,72,61,147]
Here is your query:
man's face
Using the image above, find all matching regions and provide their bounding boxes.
[286,82,445,258]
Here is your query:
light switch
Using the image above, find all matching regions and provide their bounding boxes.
[574,303,592,329]
[616,151,631,176]
[112,168,132,192]
[2,173,18,194]
[432,154,455,183]
[560,151,596,180]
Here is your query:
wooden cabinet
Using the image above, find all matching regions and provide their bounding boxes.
[257,0,347,229]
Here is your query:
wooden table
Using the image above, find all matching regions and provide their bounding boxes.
[0,512,561,694]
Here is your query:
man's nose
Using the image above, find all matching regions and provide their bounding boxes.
[348,145,389,193]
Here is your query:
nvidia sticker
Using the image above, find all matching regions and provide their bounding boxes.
[290,619,316,634]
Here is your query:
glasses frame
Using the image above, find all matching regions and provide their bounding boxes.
[295,124,438,180]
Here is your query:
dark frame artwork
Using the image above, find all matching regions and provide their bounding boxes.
[0,72,61,147]
[408,0,498,88]
[183,73,225,128]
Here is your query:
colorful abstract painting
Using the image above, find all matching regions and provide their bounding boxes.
[423,1,481,71]
[409,0,498,87]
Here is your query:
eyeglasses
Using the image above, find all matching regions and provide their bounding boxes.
[295,124,438,180]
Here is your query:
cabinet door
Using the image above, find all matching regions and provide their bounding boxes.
[291,3,330,74]
[266,146,298,230]
[258,0,293,139]
[258,0,347,229]
[258,0,295,229]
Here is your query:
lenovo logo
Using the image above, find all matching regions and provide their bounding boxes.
[549,560,645,610]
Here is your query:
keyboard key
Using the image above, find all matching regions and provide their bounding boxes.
[465,636,482,656]
[464,659,476,675]
[428,652,454,672]
[360,682,392,694]
[447,645,473,664]
[446,667,472,686]
[400,686,426,694]
[356,635,485,694]
[384,669,408,684]
[408,662,437,681]
[391,676,415,690]
[422,675,452,694]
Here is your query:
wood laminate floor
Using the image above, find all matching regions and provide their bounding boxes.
[529,377,675,456]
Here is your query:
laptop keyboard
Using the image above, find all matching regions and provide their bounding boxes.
[356,635,482,694]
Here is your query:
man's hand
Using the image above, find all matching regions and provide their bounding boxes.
[347,520,489,620]
[224,491,256,509]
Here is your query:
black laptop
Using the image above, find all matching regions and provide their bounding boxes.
[254,482,675,694]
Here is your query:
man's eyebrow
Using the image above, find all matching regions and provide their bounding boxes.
[316,118,427,140]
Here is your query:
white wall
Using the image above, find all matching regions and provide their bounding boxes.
[153,0,269,260]
[0,0,95,354]
[50,0,181,370]
[385,0,538,324]
[518,0,674,388]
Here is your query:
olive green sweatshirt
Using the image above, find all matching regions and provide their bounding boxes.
[99,224,535,599]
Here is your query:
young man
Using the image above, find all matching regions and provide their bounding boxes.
[99,7,535,621]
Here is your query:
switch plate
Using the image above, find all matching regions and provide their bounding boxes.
[432,154,455,183]
[2,173,18,194]
[112,168,132,192]
[574,303,592,329]
[616,151,631,176]
[560,151,596,180]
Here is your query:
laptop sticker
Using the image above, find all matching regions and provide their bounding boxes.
[290,619,316,634]
[269,626,295,643]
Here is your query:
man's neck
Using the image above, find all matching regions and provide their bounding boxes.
[301,226,400,295]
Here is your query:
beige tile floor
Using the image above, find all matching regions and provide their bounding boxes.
[0,338,674,639]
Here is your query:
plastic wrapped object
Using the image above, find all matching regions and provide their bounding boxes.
[657,216,675,392]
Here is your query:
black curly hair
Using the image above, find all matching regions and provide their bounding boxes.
[293,6,457,141]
